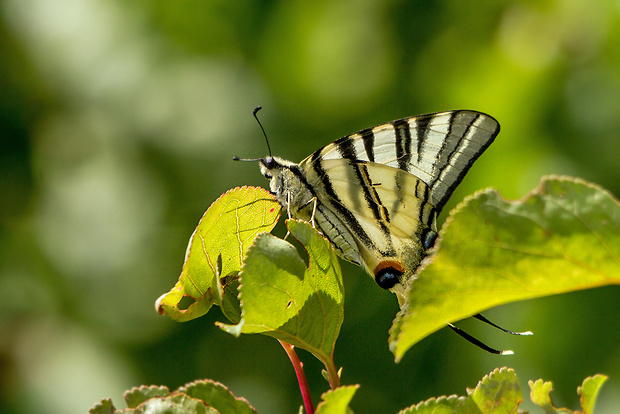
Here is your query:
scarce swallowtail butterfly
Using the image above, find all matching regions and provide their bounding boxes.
[248,110,499,305]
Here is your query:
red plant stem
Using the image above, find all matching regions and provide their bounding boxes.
[279,340,314,414]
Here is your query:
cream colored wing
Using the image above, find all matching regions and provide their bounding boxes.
[301,159,436,281]
[303,110,499,214]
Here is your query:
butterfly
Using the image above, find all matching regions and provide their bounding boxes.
[251,110,499,305]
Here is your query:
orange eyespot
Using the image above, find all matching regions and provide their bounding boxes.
[374,260,405,276]
[374,261,405,290]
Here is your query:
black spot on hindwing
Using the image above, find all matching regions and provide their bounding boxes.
[375,267,402,289]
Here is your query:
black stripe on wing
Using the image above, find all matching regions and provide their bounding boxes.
[309,153,398,257]
[426,111,499,213]
[355,163,395,254]
[309,151,376,250]
[336,137,397,249]
[355,164,391,224]
[360,128,375,162]
[414,179,436,230]
[414,115,432,164]
[335,134,358,160]
[393,119,412,172]
[427,111,477,194]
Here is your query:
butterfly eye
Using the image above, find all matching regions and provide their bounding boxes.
[264,157,277,169]
[374,267,403,289]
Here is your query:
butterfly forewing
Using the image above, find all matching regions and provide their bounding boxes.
[303,110,499,213]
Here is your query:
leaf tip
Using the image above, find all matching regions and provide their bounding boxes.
[155,292,167,316]
[216,320,244,337]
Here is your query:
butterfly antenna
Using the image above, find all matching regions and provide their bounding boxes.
[253,106,272,157]
[232,106,273,162]
[448,314,532,355]
[448,323,514,355]
[473,313,533,336]
[232,156,261,162]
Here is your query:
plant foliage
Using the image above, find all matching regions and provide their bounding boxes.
[89,369,607,413]
[156,186,281,322]
[137,177,619,413]
[391,176,620,360]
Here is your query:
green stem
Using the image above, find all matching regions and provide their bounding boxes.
[279,340,314,414]
[323,354,341,389]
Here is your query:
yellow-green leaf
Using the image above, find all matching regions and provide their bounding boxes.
[399,367,521,413]
[156,186,280,322]
[528,374,607,414]
[578,375,607,414]
[467,367,522,413]
[179,379,257,414]
[219,219,344,365]
[316,385,359,414]
[391,176,620,361]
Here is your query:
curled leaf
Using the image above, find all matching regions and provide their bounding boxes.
[156,186,280,322]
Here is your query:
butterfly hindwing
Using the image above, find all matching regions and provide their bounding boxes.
[301,159,436,284]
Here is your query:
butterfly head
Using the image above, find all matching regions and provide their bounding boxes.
[259,156,299,200]
[259,156,279,178]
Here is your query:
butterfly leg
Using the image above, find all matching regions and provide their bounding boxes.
[297,196,318,228]
[309,197,318,228]
[283,191,292,240]
[286,191,293,220]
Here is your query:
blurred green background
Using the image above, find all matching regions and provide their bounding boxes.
[1,0,619,413]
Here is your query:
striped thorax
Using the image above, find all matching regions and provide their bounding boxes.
[259,110,500,305]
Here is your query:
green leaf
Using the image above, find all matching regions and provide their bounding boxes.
[89,394,216,414]
[156,186,281,322]
[529,379,556,411]
[131,394,216,413]
[89,380,256,414]
[466,367,522,413]
[179,379,257,414]
[400,367,521,413]
[219,219,344,367]
[315,385,359,414]
[398,395,464,414]
[529,374,608,414]
[391,176,620,360]
[88,398,116,414]
[124,385,171,408]
[528,380,567,414]
[578,374,607,414]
